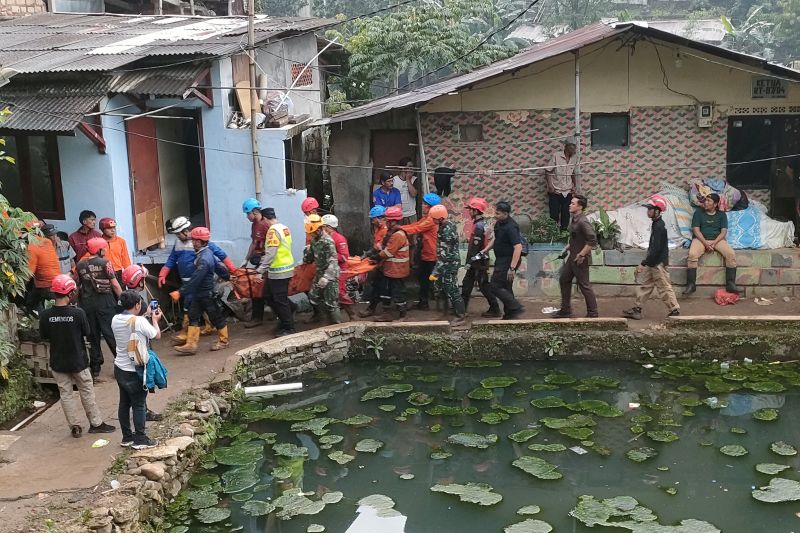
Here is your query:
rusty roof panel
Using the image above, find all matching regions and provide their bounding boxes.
[0,94,102,132]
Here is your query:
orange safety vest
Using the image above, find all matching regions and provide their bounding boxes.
[380,229,410,279]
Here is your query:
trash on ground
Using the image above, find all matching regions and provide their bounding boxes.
[91,439,109,448]
[32,400,46,409]
[570,446,588,455]
[541,307,559,314]
[754,297,773,306]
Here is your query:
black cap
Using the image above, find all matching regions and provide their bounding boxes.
[261,207,276,219]
[41,223,57,236]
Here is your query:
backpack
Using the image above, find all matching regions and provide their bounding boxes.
[518,232,530,257]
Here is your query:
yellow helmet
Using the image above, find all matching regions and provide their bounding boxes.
[305,214,324,234]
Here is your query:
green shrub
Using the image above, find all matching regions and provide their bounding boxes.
[0,363,37,426]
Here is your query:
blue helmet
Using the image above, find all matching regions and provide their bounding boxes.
[242,198,261,213]
[369,206,386,219]
[423,192,441,206]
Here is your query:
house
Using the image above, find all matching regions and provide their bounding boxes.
[0,12,335,264]
[318,21,800,252]
[1,0,245,17]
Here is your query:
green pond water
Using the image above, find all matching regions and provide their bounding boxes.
[169,360,800,533]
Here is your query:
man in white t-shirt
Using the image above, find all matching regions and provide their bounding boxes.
[393,158,418,224]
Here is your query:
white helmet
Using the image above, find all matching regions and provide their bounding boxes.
[321,214,338,228]
[166,216,191,234]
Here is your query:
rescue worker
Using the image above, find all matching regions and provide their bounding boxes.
[301,197,321,217]
[76,237,123,379]
[158,216,236,338]
[98,218,131,282]
[174,227,229,355]
[369,206,388,252]
[25,222,60,315]
[462,197,499,317]
[322,214,355,319]
[303,214,343,324]
[242,198,270,328]
[400,193,441,310]
[68,210,101,261]
[254,207,296,336]
[428,205,466,326]
[367,205,410,322]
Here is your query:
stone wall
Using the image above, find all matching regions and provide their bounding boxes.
[0,0,46,15]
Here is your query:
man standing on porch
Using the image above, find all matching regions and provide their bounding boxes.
[542,137,577,230]
[69,210,101,261]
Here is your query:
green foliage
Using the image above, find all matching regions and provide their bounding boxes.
[0,364,37,425]
[256,0,307,16]
[527,214,568,244]
[591,209,621,240]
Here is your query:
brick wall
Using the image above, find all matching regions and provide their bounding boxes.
[0,0,47,16]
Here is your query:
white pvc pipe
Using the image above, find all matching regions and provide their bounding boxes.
[243,383,303,396]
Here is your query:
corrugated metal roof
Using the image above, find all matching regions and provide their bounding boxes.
[0,13,334,73]
[317,22,800,125]
[111,64,208,96]
[0,95,102,132]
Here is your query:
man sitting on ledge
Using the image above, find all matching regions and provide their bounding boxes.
[684,193,738,295]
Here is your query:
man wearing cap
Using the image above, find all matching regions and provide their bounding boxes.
[254,208,296,336]
[25,222,61,314]
[400,193,441,310]
[304,214,343,324]
[39,274,116,438]
[373,173,402,209]
[462,197,499,317]
[76,237,123,379]
[99,217,131,282]
[69,210,101,261]
[543,137,578,230]
[623,195,680,320]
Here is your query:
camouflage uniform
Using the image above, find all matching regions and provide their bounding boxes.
[304,232,340,312]
[432,219,464,310]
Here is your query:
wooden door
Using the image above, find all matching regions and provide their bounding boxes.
[126,117,164,250]
[370,130,418,186]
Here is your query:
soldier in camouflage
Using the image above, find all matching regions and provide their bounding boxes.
[303,214,343,324]
[428,205,467,326]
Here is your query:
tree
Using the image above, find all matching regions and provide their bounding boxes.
[721,5,776,59]
[256,0,307,16]
[311,0,393,19]
[774,0,800,62]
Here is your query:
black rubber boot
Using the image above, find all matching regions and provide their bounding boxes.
[622,307,642,320]
[450,299,466,327]
[725,267,739,294]
[683,268,697,295]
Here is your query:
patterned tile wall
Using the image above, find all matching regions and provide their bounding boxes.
[421,106,745,216]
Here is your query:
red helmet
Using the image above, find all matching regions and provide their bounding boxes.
[301,197,320,214]
[191,226,211,241]
[87,237,108,255]
[429,204,448,220]
[51,274,77,295]
[99,217,116,230]
[385,206,403,221]
[466,197,488,213]
[122,264,148,289]
[643,194,668,212]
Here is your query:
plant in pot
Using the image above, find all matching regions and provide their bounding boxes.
[592,208,621,250]
[527,214,569,250]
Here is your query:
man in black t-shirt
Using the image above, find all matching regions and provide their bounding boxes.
[39,274,115,439]
[489,201,525,319]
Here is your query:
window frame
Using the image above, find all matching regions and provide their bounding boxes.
[1,134,64,219]
[590,112,630,149]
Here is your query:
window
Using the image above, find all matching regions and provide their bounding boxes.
[458,124,483,143]
[591,113,629,148]
[0,135,63,219]
[726,116,780,189]
[290,63,313,87]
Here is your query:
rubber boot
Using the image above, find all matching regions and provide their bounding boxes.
[622,306,642,320]
[450,299,466,327]
[342,304,355,321]
[375,305,394,322]
[211,326,229,351]
[397,302,408,319]
[200,313,215,336]
[683,268,697,295]
[328,309,344,324]
[175,326,200,355]
[304,304,321,324]
[358,302,378,318]
[172,313,189,345]
[725,267,739,294]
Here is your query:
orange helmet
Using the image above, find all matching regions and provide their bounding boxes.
[87,237,108,255]
[191,226,211,241]
[385,206,403,221]
[305,214,324,233]
[121,264,148,288]
[429,204,448,220]
[466,197,488,213]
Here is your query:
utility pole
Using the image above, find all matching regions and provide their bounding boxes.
[248,0,262,202]
[189,0,195,15]
[157,0,163,15]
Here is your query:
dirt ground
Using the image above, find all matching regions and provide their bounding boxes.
[0,293,797,531]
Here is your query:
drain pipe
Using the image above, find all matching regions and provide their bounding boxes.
[241,382,303,397]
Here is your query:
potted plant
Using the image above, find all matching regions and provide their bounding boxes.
[592,208,621,250]
[527,214,569,251]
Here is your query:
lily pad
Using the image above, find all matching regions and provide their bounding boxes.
[527,443,567,452]
[214,442,264,466]
[196,507,232,524]
[517,505,542,515]
[504,519,553,533]
[468,387,494,400]
[512,455,563,480]
[704,377,740,393]
[407,392,434,406]
[270,466,294,480]
[241,500,276,516]
[647,430,680,443]
[232,492,253,502]
[358,494,401,518]
[447,432,498,449]
[730,427,747,434]
[321,491,344,504]
[540,414,595,429]
[531,396,566,409]
[770,441,798,456]
[430,424,442,433]
[570,494,720,532]
[378,404,397,412]
[319,435,344,446]
[342,414,374,426]
[361,384,414,401]
[222,466,259,493]
[430,449,453,460]
[719,444,749,457]
[744,381,786,393]
[530,383,559,391]
[631,414,653,424]
[274,489,326,520]
[754,408,779,421]
[308,525,325,533]
[481,376,518,388]
[559,427,594,440]
[273,443,309,458]
[399,473,415,480]
[426,405,479,416]
[481,411,510,424]
[328,450,355,464]
[190,473,219,488]
[290,417,337,436]
[494,404,525,414]
[452,360,502,368]
[752,478,800,503]
[430,482,503,505]
[188,491,219,510]
[626,447,658,463]
[355,439,384,453]
[508,429,540,443]
[582,376,620,388]
[544,372,576,385]
[567,399,624,418]
[756,463,791,475]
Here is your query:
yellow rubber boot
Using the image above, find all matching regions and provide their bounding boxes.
[172,313,189,345]
[200,313,215,336]
[211,326,229,351]
[175,326,200,355]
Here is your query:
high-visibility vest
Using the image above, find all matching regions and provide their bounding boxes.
[267,223,294,275]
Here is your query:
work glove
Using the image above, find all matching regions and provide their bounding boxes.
[158,266,170,288]
[169,290,181,303]
[429,274,439,282]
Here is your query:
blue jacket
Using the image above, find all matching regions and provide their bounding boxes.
[165,240,229,281]
[180,246,218,297]
[144,349,168,391]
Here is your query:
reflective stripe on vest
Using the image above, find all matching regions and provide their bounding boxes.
[268,223,294,274]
